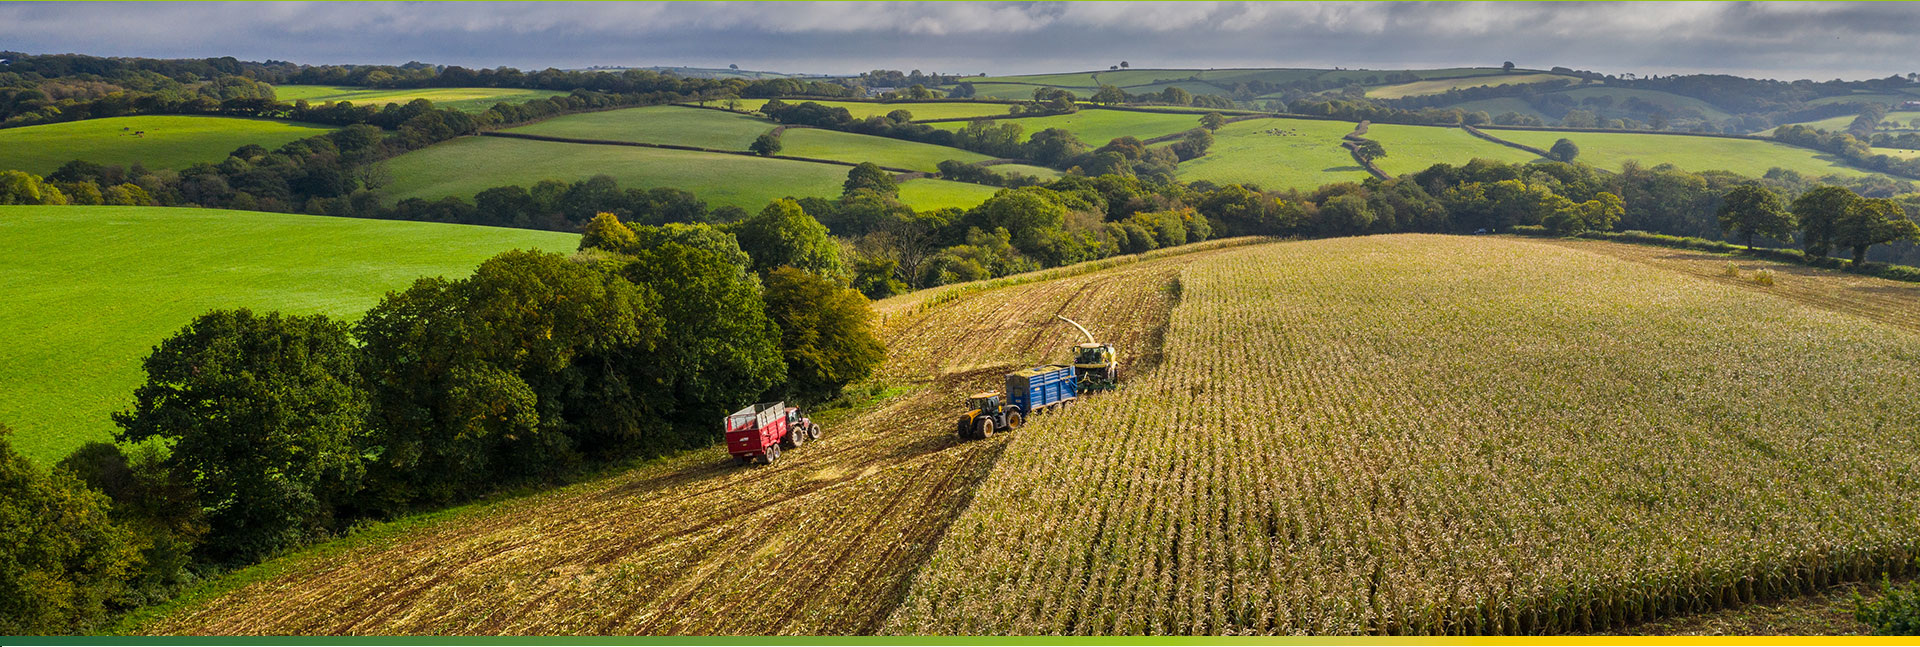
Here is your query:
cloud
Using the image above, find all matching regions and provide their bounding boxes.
[0,2,1910,79]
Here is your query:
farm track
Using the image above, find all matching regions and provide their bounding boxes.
[142,246,1232,635]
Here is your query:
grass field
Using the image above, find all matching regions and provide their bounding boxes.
[506,105,772,149]
[1878,147,1920,160]
[0,206,578,465]
[270,85,570,113]
[731,99,1013,121]
[379,135,998,210]
[1365,123,1541,175]
[1767,110,1920,135]
[983,163,1063,180]
[1367,73,1576,99]
[1489,129,1890,179]
[929,109,1205,147]
[888,234,1920,634]
[504,106,993,172]
[135,241,1252,635]
[1172,117,1372,190]
[0,115,336,175]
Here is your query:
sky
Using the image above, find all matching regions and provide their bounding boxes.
[1,1,1915,82]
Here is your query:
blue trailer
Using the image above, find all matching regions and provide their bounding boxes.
[1007,364,1078,414]
[956,364,1079,440]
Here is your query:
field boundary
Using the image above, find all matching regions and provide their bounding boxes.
[1462,124,1552,158]
[1508,227,1920,283]
[479,131,929,179]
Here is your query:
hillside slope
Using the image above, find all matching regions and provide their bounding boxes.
[0,206,577,464]
[889,235,1920,635]
[136,242,1252,635]
[0,115,336,175]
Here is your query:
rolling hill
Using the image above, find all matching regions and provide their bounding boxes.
[928,109,1205,146]
[269,85,571,113]
[0,115,337,175]
[731,99,1014,121]
[128,234,1920,636]
[1487,128,1884,179]
[0,206,579,465]
[1366,73,1579,99]
[503,105,996,172]
[377,135,1000,211]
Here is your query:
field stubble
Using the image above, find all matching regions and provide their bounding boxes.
[140,244,1233,635]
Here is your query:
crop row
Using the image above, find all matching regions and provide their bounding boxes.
[888,234,1920,635]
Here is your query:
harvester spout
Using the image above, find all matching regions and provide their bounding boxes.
[1056,315,1098,345]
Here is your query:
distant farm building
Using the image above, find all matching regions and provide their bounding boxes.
[1902,100,1920,110]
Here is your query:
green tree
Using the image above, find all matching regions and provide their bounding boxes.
[735,198,843,277]
[1316,193,1376,235]
[1503,61,1515,73]
[621,242,786,428]
[1834,197,1920,264]
[749,131,782,156]
[1171,128,1214,161]
[761,267,886,402]
[0,170,70,205]
[1024,128,1088,167]
[1158,87,1193,106]
[1549,138,1581,163]
[1792,185,1860,258]
[1716,185,1794,249]
[1091,85,1127,106]
[114,310,367,563]
[842,162,897,197]
[1352,139,1387,163]
[0,424,140,635]
[1199,112,1227,131]
[580,212,638,252]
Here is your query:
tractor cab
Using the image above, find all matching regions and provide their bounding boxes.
[967,392,1002,416]
[957,391,1018,440]
[1074,342,1115,367]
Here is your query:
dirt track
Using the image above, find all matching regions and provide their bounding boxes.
[143,248,1227,635]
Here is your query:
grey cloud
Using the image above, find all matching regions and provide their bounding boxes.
[0,2,1913,80]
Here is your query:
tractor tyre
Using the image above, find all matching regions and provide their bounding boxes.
[765,443,781,464]
[957,417,976,439]
[784,428,803,449]
[976,418,994,439]
[1007,412,1024,430]
[808,423,822,440]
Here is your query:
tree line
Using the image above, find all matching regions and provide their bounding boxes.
[0,205,883,634]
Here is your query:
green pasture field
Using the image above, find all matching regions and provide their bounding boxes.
[929,109,1204,146]
[1766,110,1920,135]
[895,180,1003,212]
[1491,128,1891,179]
[0,115,336,175]
[1367,73,1576,99]
[983,163,1063,180]
[378,135,999,210]
[779,128,992,172]
[731,99,1014,121]
[1555,87,1736,121]
[270,85,570,113]
[1438,96,1545,120]
[959,83,1085,101]
[502,105,992,172]
[1807,91,1920,107]
[0,205,578,465]
[1878,147,1920,160]
[1173,117,1370,190]
[1365,123,1541,175]
[507,105,773,150]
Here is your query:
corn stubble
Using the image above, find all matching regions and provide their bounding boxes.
[887,234,1920,635]
[144,245,1225,635]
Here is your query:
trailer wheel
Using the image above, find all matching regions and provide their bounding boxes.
[976,418,994,439]
[1007,412,1024,430]
[764,443,781,464]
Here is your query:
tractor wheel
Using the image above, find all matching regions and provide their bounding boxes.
[957,418,976,439]
[808,423,822,440]
[1007,412,1024,430]
[784,428,804,449]
[764,443,781,464]
[976,418,994,439]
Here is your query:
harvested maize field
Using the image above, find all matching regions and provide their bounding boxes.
[887,234,1920,635]
[137,243,1231,635]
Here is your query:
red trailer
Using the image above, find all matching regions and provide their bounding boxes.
[725,401,820,465]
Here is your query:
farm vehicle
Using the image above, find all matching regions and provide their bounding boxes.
[725,402,821,465]
[957,364,1077,440]
[956,317,1122,440]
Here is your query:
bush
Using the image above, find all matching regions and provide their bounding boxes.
[0,425,140,635]
[1855,574,1920,635]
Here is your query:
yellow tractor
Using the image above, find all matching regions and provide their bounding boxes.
[1057,316,1118,391]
